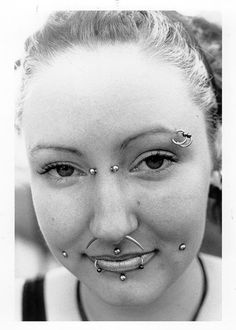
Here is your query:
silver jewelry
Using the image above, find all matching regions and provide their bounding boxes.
[89,168,97,175]
[172,130,192,148]
[139,256,144,269]
[94,260,102,272]
[114,247,121,255]
[62,250,68,258]
[120,273,126,281]
[110,165,119,173]
[179,243,186,251]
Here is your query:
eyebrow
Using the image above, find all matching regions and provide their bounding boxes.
[120,126,173,150]
[30,144,83,157]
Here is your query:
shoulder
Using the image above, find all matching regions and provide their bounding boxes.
[15,267,81,321]
[197,253,221,321]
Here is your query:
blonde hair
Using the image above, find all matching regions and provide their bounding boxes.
[16,11,220,147]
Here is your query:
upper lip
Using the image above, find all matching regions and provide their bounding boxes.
[87,250,157,262]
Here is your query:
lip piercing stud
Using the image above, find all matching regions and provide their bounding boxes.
[89,168,97,175]
[172,130,192,148]
[94,260,102,272]
[139,256,144,269]
[120,273,126,281]
[114,247,121,255]
[179,243,186,251]
[110,165,119,173]
[62,251,68,258]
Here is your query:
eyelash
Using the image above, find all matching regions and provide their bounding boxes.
[38,162,86,182]
[130,150,177,174]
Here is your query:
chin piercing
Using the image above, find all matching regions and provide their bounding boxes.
[114,247,121,255]
[110,165,119,173]
[89,168,97,175]
[172,130,192,148]
[179,243,186,251]
[120,273,126,281]
[62,250,68,258]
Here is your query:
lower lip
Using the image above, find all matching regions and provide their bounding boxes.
[95,252,156,273]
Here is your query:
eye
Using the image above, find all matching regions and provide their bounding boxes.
[38,162,86,180]
[130,150,177,174]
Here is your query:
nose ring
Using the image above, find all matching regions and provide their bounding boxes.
[172,130,192,147]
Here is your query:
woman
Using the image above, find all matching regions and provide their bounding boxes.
[15,11,221,321]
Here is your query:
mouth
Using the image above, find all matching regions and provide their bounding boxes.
[87,250,158,273]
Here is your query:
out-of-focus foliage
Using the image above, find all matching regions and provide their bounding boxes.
[188,16,222,90]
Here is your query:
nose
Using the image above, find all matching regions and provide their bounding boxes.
[89,175,138,243]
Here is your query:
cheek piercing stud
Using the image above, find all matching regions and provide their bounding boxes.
[179,243,186,251]
[120,273,126,281]
[110,165,119,173]
[62,251,68,258]
[114,247,121,255]
[172,130,192,148]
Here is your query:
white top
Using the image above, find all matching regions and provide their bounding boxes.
[15,253,221,321]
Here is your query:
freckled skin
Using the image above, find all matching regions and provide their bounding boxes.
[23,44,213,311]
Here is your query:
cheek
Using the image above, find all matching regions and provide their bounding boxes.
[30,185,90,249]
[136,175,209,248]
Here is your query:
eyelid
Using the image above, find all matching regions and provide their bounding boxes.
[38,161,87,176]
[130,150,177,170]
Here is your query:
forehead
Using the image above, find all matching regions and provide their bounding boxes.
[23,44,204,148]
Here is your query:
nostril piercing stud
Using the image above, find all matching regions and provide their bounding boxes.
[110,165,119,173]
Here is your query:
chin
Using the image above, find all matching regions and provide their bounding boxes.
[89,273,170,307]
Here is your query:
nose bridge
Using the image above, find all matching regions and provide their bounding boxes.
[89,174,137,242]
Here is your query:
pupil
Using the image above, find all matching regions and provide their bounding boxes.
[57,165,74,177]
[145,155,164,169]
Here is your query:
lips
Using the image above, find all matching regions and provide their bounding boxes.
[88,250,157,273]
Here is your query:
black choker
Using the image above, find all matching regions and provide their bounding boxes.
[76,255,208,321]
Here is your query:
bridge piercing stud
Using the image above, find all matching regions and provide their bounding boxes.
[110,165,119,173]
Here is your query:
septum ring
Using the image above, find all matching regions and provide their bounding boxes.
[172,130,192,148]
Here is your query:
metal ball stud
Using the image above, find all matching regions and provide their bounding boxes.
[62,251,68,258]
[114,248,121,255]
[89,168,97,175]
[97,268,102,273]
[179,243,186,251]
[110,165,119,173]
[120,273,126,281]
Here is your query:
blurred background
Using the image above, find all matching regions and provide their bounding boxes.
[15,10,222,279]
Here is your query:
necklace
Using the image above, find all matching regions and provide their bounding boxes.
[76,255,208,321]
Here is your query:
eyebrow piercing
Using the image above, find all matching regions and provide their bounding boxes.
[110,165,119,173]
[89,168,97,175]
[172,130,192,148]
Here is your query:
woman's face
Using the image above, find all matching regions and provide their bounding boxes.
[23,44,213,306]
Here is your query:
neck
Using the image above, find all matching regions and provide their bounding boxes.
[81,256,204,321]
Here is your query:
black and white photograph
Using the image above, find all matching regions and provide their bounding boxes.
[1,0,236,326]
